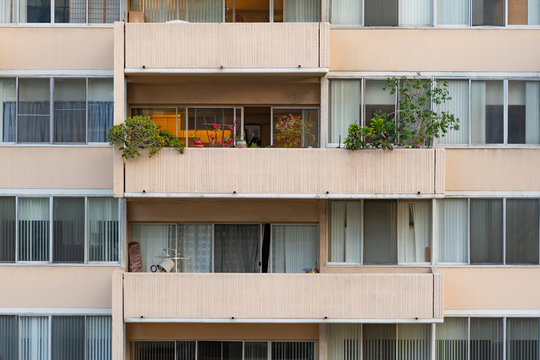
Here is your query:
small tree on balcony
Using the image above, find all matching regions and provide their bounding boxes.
[344,74,460,150]
[107,115,185,159]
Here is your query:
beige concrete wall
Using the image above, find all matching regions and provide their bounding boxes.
[127,199,320,223]
[0,266,118,308]
[0,28,113,70]
[126,323,319,341]
[445,149,540,191]
[122,148,445,195]
[442,268,540,310]
[125,23,326,69]
[123,272,442,320]
[127,77,321,106]
[330,29,540,72]
[0,147,113,189]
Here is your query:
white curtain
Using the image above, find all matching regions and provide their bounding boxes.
[20,316,49,360]
[87,198,119,262]
[530,0,540,24]
[188,0,223,22]
[177,224,212,272]
[506,318,539,360]
[272,224,318,273]
[437,0,469,25]
[437,80,469,145]
[18,198,50,262]
[437,199,468,263]
[19,0,27,22]
[86,316,112,360]
[397,324,431,360]
[436,318,468,360]
[470,318,503,360]
[399,0,432,25]
[327,324,362,360]
[214,224,260,273]
[398,201,432,264]
[330,0,361,24]
[0,0,15,24]
[526,82,540,144]
[131,224,176,272]
[471,81,487,144]
[284,0,320,22]
[330,80,361,144]
[329,202,362,263]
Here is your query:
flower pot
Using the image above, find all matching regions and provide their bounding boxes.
[193,139,203,148]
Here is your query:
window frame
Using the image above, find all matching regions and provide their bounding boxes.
[0,195,121,265]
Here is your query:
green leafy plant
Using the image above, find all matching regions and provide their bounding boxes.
[274,113,316,148]
[107,115,185,159]
[344,74,459,150]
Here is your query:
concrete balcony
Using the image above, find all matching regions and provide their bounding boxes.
[121,271,443,322]
[122,22,329,73]
[116,148,445,197]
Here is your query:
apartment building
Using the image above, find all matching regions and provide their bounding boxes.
[1,0,540,359]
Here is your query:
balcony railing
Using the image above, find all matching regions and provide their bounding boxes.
[122,271,443,321]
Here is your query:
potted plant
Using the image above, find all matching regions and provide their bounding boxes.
[192,135,204,148]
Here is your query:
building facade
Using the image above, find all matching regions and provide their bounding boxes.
[1,0,540,359]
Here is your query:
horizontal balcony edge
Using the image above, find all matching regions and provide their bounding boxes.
[326,71,540,79]
[445,310,540,317]
[0,69,114,76]
[0,308,112,315]
[124,318,443,324]
[125,68,329,75]
[0,189,114,196]
[123,193,444,199]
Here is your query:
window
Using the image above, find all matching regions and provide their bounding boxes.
[509,0,540,25]
[0,0,120,23]
[1,77,113,144]
[435,80,469,145]
[0,196,120,264]
[0,315,112,360]
[272,108,319,148]
[470,318,503,360]
[507,318,539,359]
[436,318,468,360]
[471,80,504,144]
[472,0,504,26]
[364,0,398,26]
[437,198,540,265]
[130,223,318,273]
[438,0,470,25]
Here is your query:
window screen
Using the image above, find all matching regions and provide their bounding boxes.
[506,199,539,265]
[364,0,398,26]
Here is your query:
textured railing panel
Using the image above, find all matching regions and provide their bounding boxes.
[123,273,442,320]
[125,23,325,69]
[122,148,443,195]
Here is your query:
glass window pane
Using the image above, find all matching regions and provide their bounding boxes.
[506,199,539,265]
[272,342,315,360]
[53,197,85,263]
[329,201,362,263]
[529,0,540,24]
[225,0,268,22]
[509,81,540,144]
[437,80,469,145]
[0,78,16,142]
[437,199,468,263]
[177,341,196,360]
[18,198,50,262]
[398,324,431,360]
[436,318,468,360]
[245,342,268,360]
[177,224,212,272]
[330,0,362,24]
[88,78,114,142]
[54,78,86,143]
[0,197,16,262]
[18,78,50,143]
[507,318,539,360]
[437,0,469,25]
[0,315,18,360]
[365,0,397,26]
[51,316,84,360]
[283,0,320,22]
[364,200,397,265]
[89,0,121,23]
[0,1,17,23]
[131,341,175,360]
[130,224,176,272]
[214,224,260,273]
[398,201,432,264]
[272,224,318,273]
[330,80,361,144]
[365,80,395,125]
[88,198,119,262]
[21,0,51,23]
[363,324,396,360]
[20,316,49,360]
[508,0,538,24]
[188,108,237,148]
[273,108,319,148]
[470,199,503,264]
[399,0,432,26]
[55,0,85,23]
[199,341,223,360]
[472,0,504,25]
[471,81,503,144]
[470,318,503,360]
[86,316,112,360]
[328,324,362,360]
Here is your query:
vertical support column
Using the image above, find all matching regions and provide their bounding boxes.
[320,76,329,149]
[112,270,125,360]
[114,22,126,198]
[320,0,329,23]
[318,199,328,272]
[319,324,328,360]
